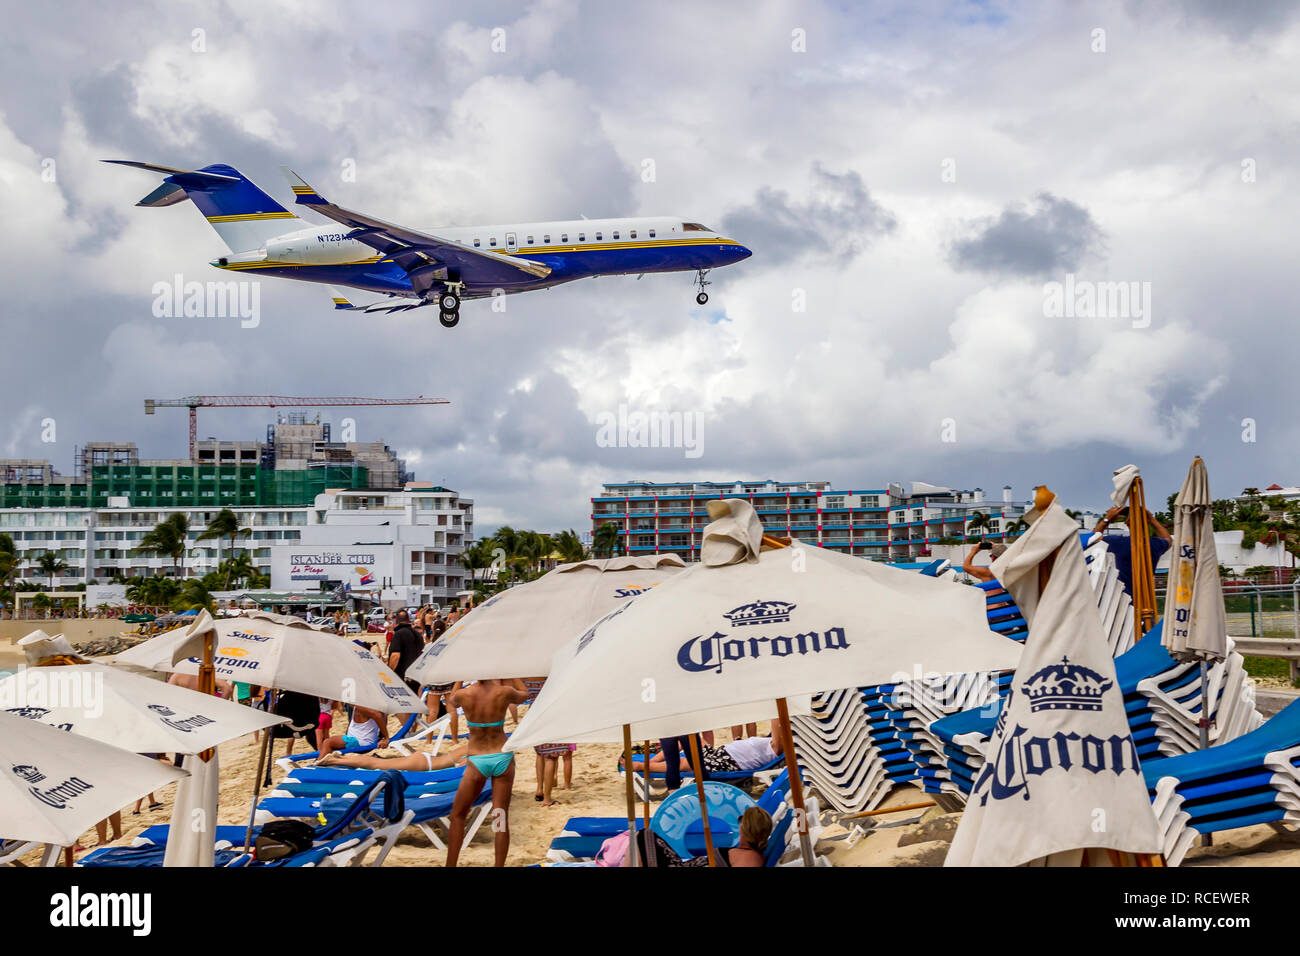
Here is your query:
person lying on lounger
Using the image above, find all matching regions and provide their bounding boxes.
[315,705,388,762]
[625,733,784,776]
[318,742,470,772]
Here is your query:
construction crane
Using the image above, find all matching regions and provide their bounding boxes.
[144,395,450,460]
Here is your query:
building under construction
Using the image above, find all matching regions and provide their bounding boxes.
[0,414,411,509]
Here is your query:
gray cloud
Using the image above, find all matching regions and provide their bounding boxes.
[948,193,1105,279]
[722,163,895,267]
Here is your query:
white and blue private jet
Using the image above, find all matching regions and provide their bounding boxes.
[106,161,752,327]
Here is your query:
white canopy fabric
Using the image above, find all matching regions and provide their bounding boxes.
[407,553,688,684]
[115,610,421,714]
[0,710,187,846]
[0,663,285,754]
[1162,457,1227,662]
[17,630,81,664]
[164,752,221,867]
[946,498,1163,866]
[506,499,1022,749]
[1111,464,1140,508]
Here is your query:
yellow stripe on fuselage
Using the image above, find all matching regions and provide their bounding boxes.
[213,238,739,270]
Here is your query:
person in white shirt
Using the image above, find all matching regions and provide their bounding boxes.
[315,705,388,762]
[629,733,783,777]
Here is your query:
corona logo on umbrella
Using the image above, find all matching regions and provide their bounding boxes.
[355,566,374,585]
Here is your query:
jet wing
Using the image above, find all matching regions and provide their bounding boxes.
[280,168,551,297]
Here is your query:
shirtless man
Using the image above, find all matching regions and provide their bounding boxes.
[445,678,529,867]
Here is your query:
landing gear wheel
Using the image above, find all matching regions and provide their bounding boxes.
[438,291,461,313]
[693,269,712,306]
[439,310,459,328]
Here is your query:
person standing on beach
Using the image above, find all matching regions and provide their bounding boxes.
[1094,506,1172,597]
[445,678,529,867]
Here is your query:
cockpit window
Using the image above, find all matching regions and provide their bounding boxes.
[682,222,711,232]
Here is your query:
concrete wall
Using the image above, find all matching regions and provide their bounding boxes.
[1,618,132,647]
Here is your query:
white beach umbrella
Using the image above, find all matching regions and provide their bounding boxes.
[946,491,1163,867]
[507,500,1022,750]
[0,710,187,847]
[407,553,688,684]
[0,663,285,754]
[115,611,422,714]
[1162,456,1227,664]
[508,499,1023,865]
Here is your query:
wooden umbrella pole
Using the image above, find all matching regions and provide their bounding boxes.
[686,734,717,866]
[621,725,639,867]
[776,697,816,867]
[642,740,656,867]
[840,800,936,820]
[1129,478,1157,638]
[198,630,216,763]
[242,697,276,852]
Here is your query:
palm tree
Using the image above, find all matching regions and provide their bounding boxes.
[458,539,496,590]
[553,529,587,563]
[35,551,70,588]
[1004,517,1030,539]
[221,552,258,590]
[136,513,190,578]
[966,511,991,541]
[593,522,622,558]
[196,508,251,588]
[0,533,18,613]
[175,579,215,614]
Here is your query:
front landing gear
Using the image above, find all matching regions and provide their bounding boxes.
[693,269,711,305]
[436,281,464,328]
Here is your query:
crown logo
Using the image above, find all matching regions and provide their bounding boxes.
[5,707,50,720]
[1023,657,1113,712]
[723,600,796,628]
[147,704,176,717]
[12,764,45,784]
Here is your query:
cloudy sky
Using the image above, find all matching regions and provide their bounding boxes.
[3,0,1298,533]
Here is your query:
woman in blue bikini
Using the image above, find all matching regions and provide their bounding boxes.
[446,678,529,867]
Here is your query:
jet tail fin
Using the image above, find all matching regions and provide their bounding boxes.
[103,160,303,252]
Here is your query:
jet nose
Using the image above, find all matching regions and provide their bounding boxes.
[726,243,752,264]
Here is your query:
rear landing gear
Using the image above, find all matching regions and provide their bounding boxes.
[694,269,711,306]
[439,310,459,328]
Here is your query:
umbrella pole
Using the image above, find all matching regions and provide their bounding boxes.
[643,740,656,867]
[686,733,717,866]
[776,697,816,867]
[243,720,274,852]
[1129,479,1157,639]
[621,724,639,867]
[198,630,217,763]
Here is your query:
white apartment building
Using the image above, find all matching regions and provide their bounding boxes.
[1,484,473,603]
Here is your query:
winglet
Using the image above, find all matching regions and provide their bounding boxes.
[328,286,356,310]
[280,166,327,205]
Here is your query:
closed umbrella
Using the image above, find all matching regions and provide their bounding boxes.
[508,498,1023,864]
[946,489,1163,866]
[407,553,687,685]
[1162,456,1228,752]
[0,710,186,849]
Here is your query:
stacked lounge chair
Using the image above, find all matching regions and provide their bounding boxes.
[792,532,1177,812]
[1143,696,1300,865]
[929,620,1265,800]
